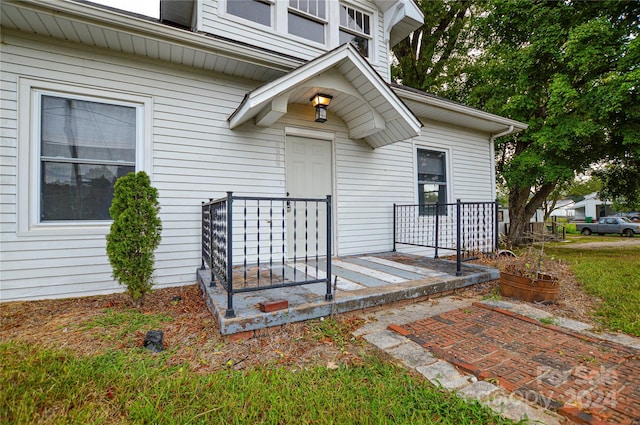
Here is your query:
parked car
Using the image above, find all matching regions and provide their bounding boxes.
[625,212,640,222]
[576,216,640,237]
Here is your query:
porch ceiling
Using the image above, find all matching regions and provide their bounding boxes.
[228,44,423,149]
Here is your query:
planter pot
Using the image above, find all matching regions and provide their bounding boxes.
[499,271,559,303]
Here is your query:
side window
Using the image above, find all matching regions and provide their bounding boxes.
[227,0,273,27]
[288,0,327,43]
[38,93,139,222]
[417,149,447,215]
[339,4,372,58]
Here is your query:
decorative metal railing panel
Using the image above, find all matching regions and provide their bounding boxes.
[202,192,332,318]
[393,200,499,276]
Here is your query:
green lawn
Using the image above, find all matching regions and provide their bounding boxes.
[0,341,514,425]
[545,237,640,336]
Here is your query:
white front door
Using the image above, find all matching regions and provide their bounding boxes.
[285,136,333,259]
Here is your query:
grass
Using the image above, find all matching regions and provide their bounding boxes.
[545,239,640,336]
[0,341,515,425]
[80,308,173,333]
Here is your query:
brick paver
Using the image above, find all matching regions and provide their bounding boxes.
[390,303,640,425]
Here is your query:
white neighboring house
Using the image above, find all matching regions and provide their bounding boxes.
[0,0,526,302]
[549,199,575,218]
[571,192,614,221]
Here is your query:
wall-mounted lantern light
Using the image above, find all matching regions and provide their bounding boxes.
[310,93,333,123]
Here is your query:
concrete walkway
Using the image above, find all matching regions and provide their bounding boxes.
[353,297,640,425]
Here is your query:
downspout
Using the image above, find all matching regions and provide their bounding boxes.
[489,125,513,200]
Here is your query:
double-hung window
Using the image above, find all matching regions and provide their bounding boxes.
[288,0,327,44]
[417,149,447,215]
[227,0,273,27]
[38,93,139,222]
[339,4,372,58]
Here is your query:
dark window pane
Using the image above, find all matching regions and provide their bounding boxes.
[41,96,136,162]
[227,0,271,26]
[289,13,324,43]
[339,30,369,57]
[417,149,446,182]
[41,162,134,221]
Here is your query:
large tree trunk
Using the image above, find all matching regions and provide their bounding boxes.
[506,183,556,246]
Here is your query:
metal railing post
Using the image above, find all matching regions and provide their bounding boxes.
[392,203,397,252]
[325,194,333,301]
[494,198,500,252]
[225,191,235,318]
[456,199,462,276]
[434,202,440,259]
[201,201,206,271]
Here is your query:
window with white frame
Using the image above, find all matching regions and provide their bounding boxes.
[339,4,372,58]
[417,149,447,215]
[288,0,327,44]
[38,93,140,221]
[227,0,273,27]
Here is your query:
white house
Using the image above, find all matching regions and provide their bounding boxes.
[571,192,614,221]
[0,0,526,302]
[549,199,575,218]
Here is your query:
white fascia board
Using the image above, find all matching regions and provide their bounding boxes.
[10,0,301,72]
[394,86,528,133]
[229,44,421,135]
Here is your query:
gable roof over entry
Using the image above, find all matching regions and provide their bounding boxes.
[228,44,422,149]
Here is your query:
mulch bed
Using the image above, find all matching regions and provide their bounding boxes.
[0,252,606,372]
[0,284,369,372]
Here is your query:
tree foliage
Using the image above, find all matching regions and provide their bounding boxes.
[595,158,640,211]
[458,0,638,243]
[391,0,478,98]
[393,1,639,244]
[106,171,162,306]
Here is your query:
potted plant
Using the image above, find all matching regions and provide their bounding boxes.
[497,236,559,303]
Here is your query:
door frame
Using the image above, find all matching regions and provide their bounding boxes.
[285,126,338,256]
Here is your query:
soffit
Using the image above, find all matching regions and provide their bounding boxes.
[229,44,423,149]
[0,0,298,82]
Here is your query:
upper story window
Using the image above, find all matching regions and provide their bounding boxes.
[223,1,376,60]
[39,94,138,221]
[339,4,371,58]
[288,0,327,44]
[227,0,272,27]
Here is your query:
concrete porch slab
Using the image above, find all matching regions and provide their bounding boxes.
[197,252,499,335]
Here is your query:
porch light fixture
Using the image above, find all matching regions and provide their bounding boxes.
[311,93,332,123]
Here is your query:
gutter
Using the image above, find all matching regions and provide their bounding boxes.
[490,125,515,142]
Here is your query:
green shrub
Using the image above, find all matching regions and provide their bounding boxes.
[106,171,162,306]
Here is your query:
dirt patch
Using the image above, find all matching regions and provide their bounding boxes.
[0,285,373,372]
[0,253,606,369]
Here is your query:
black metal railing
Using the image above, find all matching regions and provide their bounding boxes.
[202,192,332,318]
[393,199,499,276]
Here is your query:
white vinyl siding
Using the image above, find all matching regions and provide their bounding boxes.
[0,30,494,302]
[1,31,275,301]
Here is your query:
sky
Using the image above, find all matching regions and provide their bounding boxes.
[90,0,160,18]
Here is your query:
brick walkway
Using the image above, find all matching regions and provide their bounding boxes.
[390,303,640,425]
